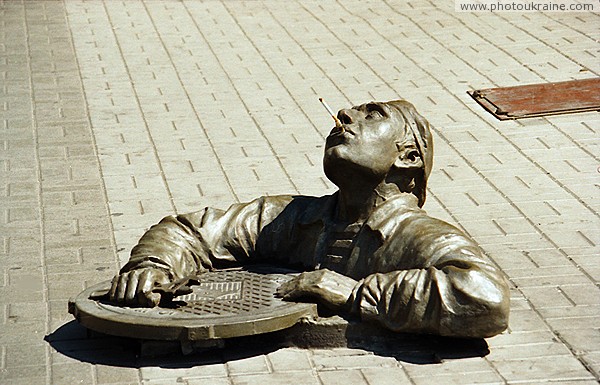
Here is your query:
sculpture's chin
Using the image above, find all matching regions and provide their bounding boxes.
[322,149,349,187]
[323,155,380,192]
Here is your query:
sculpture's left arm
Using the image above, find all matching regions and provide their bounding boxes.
[350,215,510,338]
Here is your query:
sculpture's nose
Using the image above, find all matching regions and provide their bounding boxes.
[337,109,354,125]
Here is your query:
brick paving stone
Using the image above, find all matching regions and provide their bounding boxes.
[0,377,48,385]
[486,341,573,361]
[488,330,567,349]
[580,351,600,379]
[410,371,504,385]
[546,315,600,331]
[531,382,600,385]
[51,362,95,384]
[312,352,399,371]
[558,284,600,306]
[226,355,271,376]
[140,363,228,381]
[267,348,313,372]
[555,329,600,355]
[403,357,497,378]
[231,371,321,385]
[318,369,369,385]
[3,342,47,369]
[492,355,594,383]
[539,305,600,319]
[503,309,553,334]
[186,378,231,385]
[359,367,411,385]
[0,365,47,383]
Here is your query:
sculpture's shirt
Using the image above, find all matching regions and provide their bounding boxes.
[123,193,509,338]
[322,222,361,270]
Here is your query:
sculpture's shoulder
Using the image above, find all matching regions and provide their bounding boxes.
[387,207,480,253]
[260,193,335,225]
[374,195,473,242]
[368,194,488,270]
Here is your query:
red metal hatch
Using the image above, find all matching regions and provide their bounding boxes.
[468,78,600,120]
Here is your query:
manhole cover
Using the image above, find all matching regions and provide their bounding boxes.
[69,268,317,341]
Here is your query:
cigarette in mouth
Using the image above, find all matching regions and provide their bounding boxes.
[319,98,343,130]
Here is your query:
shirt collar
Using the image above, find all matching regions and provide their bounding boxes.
[365,193,420,235]
[297,191,420,234]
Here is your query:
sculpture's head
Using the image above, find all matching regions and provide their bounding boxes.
[323,100,433,207]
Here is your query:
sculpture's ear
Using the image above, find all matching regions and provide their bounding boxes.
[394,142,423,170]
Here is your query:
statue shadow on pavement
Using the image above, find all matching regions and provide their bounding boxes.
[46,316,489,368]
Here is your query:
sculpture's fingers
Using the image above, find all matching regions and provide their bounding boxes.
[138,269,160,307]
[125,270,140,304]
[108,274,119,302]
[153,269,170,286]
[146,291,162,307]
[116,272,129,303]
[275,279,294,298]
[278,278,307,301]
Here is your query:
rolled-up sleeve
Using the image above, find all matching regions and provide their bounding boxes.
[120,196,292,279]
[350,215,510,338]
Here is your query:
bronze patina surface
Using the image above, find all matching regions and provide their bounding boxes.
[74,99,510,340]
[69,268,317,340]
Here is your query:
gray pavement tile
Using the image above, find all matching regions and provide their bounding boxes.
[527,382,600,385]
[360,367,412,385]
[555,328,600,356]
[580,351,600,379]
[487,330,564,348]
[410,371,503,385]
[230,371,321,385]
[0,365,47,384]
[0,377,47,385]
[51,362,95,384]
[7,301,47,324]
[266,348,313,372]
[403,356,496,377]
[94,365,139,384]
[226,354,270,376]
[486,341,572,361]
[140,363,228,381]
[492,355,594,382]
[318,369,369,385]
[504,309,552,333]
[312,352,399,371]
[0,322,46,346]
[546,315,600,331]
[3,342,47,369]
[186,379,231,385]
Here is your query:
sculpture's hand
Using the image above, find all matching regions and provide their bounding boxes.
[108,268,170,307]
[276,269,358,311]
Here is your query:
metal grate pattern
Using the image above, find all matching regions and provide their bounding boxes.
[175,270,291,316]
[92,269,298,319]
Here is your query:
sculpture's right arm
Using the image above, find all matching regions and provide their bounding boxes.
[109,196,291,305]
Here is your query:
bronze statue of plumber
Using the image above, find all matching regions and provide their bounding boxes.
[109,100,509,338]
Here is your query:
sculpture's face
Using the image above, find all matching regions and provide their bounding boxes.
[323,102,406,185]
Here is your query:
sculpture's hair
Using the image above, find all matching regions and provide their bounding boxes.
[385,100,433,207]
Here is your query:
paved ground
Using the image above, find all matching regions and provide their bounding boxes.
[1,0,598,384]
